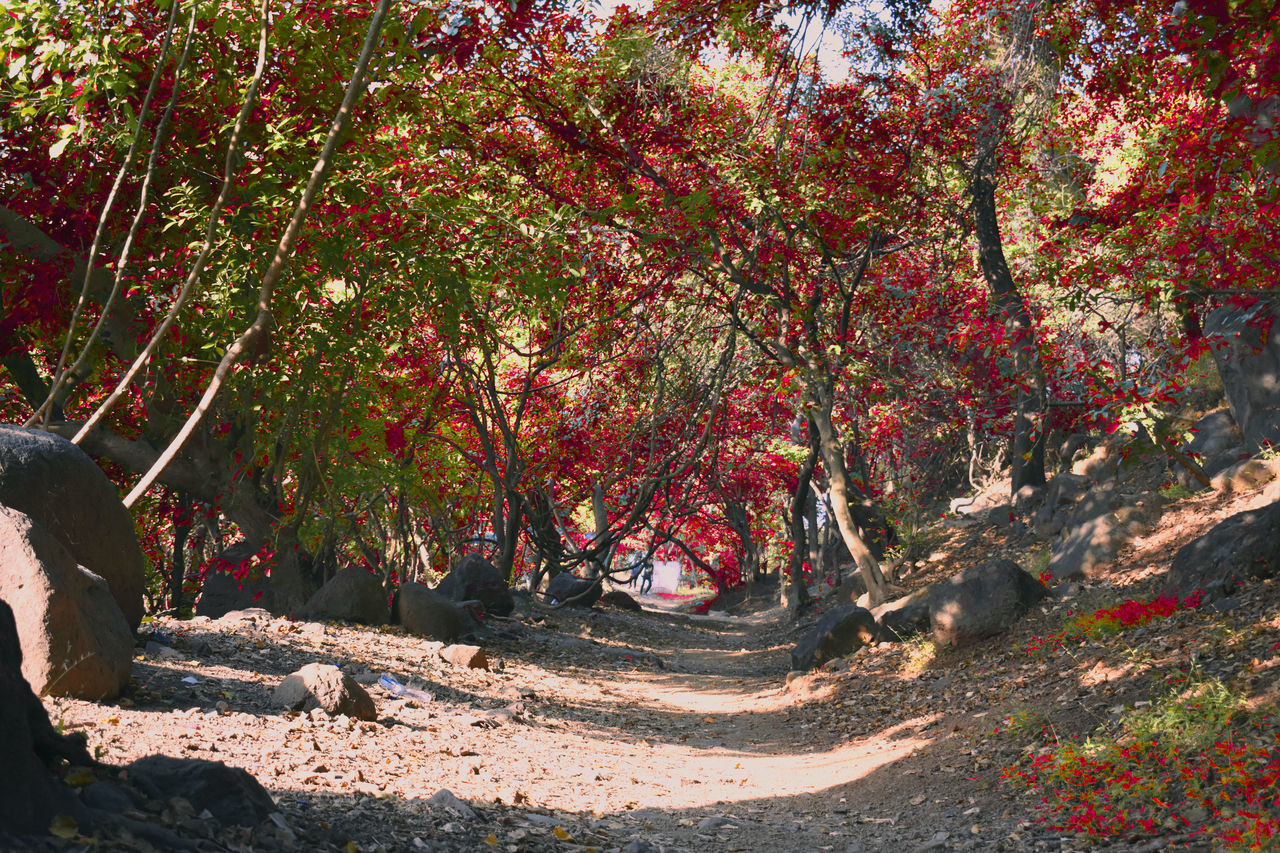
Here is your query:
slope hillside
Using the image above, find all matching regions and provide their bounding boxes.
[20,456,1280,852]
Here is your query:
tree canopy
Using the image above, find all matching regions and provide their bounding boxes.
[2,0,1275,613]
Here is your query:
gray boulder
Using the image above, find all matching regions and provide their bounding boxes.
[436,552,513,616]
[1060,486,1122,531]
[546,572,602,608]
[598,590,643,611]
[1049,512,1121,578]
[195,563,274,619]
[1206,300,1280,451]
[790,605,885,671]
[1185,409,1245,459]
[871,587,931,638]
[1049,513,1144,582]
[929,559,1048,647]
[0,506,132,699]
[300,567,388,625]
[0,425,146,631]
[395,582,467,642]
[0,598,94,836]
[126,755,277,827]
[274,662,377,720]
[1173,409,1247,490]
[1166,500,1280,600]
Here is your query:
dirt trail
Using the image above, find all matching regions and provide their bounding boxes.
[42,592,1019,853]
[43,470,1280,853]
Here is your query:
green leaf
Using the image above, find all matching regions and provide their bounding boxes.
[48,135,71,158]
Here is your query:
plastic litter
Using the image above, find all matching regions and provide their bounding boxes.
[379,673,433,702]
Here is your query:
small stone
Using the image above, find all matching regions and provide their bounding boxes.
[427,788,475,818]
[441,644,489,669]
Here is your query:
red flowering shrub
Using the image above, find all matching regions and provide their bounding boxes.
[1024,591,1205,656]
[1003,681,1280,848]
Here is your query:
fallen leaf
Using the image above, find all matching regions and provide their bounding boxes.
[553,826,573,841]
[49,815,77,838]
[65,768,95,787]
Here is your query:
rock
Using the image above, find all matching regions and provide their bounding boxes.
[0,597,93,836]
[1166,500,1280,600]
[214,606,274,626]
[1049,514,1141,582]
[1050,581,1082,599]
[1013,484,1043,514]
[790,605,885,671]
[621,841,657,853]
[0,506,133,699]
[545,572,602,608]
[195,564,273,619]
[426,788,475,818]
[832,573,868,604]
[985,503,1014,527]
[1045,471,1089,505]
[395,582,466,642]
[274,662,377,720]
[1205,299,1280,451]
[929,558,1048,647]
[1211,455,1280,495]
[440,644,489,669]
[435,552,514,617]
[126,755,277,827]
[299,567,389,625]
[1060,486,1122,532]
[79,780,140,813]
[0,425,147,631]
[1184,409,1245,460]
[598,590,643,611]
[872,588,931,638]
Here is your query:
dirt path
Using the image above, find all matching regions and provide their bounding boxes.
[45,471,1280,853]
[43,590,1033,853]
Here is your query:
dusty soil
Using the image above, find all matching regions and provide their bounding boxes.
[27,469,1280,853]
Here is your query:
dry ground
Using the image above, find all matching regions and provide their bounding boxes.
[28,473,1280,853]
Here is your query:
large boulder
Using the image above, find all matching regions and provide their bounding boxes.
[929,559,1048,647]
[598,590,643,612]
[273,662,377,721]
[545,572,602,608]
[1206,300,1280,451]
[1173,409,1247,491]
[195,565,274,619]
[0,597,94,836]
[872,587,932,638]
[299,568,388,625]
[436,552,514,617]
[1166,501,1280,600]
[0,506,133,699]
[1049,513,1142,582]
[395,582,467,642]
[126,755,277,827]
[790,605,885,671]
[0,426,146,631]
[1185,409,1245,459]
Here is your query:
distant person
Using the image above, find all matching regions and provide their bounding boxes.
[627,558,644,588]
[639,559,654,594]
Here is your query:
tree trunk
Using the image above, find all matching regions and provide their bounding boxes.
[807,393,890,606]
[724,500,760,584]
[804,485,821,581]
[971,150,1046,494]
[169,496,190,616]
[786,440,817,618]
